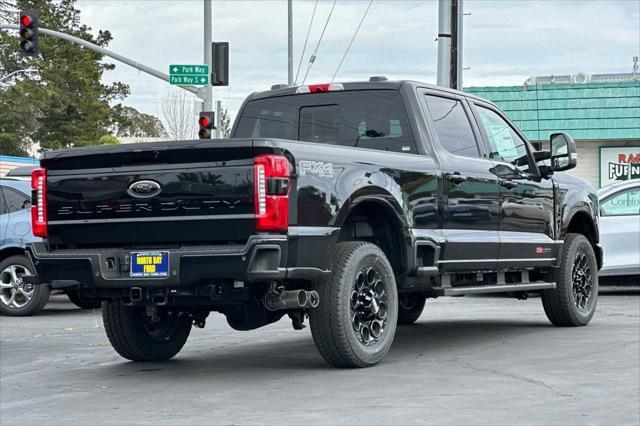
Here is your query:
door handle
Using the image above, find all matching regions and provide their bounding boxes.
[500,180,518,190]
[446,173,467,184]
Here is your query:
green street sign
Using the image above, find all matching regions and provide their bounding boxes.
[169,75,209,85]
[169,64,209,86]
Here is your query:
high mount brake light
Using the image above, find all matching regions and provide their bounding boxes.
[254,155,290,232]
[31,168,47,237]
[295,83,344,94]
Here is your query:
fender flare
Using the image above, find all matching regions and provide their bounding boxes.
[334,186,413,275]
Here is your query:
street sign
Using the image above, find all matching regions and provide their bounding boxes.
[169,64,209,86]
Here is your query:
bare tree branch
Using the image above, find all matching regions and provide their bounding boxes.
[0,1,17,26]
[161,91,198,140]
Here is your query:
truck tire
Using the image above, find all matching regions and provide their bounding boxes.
[0,255,50,317]
[102,301,192,362]
[66,289,101,310]
[398,293,426,325]
[541,233,598,327]
[309,241,398,368]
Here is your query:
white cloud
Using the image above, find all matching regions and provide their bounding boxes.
[76,0,640,118]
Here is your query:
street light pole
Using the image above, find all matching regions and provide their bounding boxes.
[288,0,293,86]
[0,24,199,96]
[203,0,213,111]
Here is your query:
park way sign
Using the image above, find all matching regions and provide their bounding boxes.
[169,65,209,86]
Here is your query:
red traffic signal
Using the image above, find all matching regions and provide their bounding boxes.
[20,15,33,27]
[198,116,210,128]
[198,111,215,139]
[19,10,39,57]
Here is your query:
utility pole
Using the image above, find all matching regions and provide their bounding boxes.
[288,0,294,85]
[203,0,213,111]
[450,0,458,90]
[436,0,462,90]
[436,0,451,88]
[456,0,463,89]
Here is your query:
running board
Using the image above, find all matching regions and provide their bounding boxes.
[432,282,556,296]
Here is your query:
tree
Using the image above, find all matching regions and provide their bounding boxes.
[0,1,16,24]
[111,105,167,138]
[98,134,118,145]
[161,91,197,140]
[0,0,162,154]
[220,107,231,138]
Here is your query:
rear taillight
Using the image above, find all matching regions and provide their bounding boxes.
[31,168,47,237]
[254,155,290,232]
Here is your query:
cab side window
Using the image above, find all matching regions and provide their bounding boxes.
[474,105,532,173]
[601,187,640,216]
[425,95,479,158]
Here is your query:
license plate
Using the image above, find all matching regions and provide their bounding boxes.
[130,251,169,278]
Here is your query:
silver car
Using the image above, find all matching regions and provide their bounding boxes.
[0,178,101,315]
[597,179,640,277]
[0,179,46,315]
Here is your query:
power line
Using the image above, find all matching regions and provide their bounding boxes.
[294,0,319,86]
[331,0,374,82]
[301,0,338,85]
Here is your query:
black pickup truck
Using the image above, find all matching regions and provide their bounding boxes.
[25,79,602,367]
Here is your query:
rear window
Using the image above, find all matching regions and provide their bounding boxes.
[234,90,417,154]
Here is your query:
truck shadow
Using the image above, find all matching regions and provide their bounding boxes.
[94,318,557,379]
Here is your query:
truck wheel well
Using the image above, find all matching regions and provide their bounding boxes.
[0,247,26,263]
[566,212,601,269]
[337,202,405,277]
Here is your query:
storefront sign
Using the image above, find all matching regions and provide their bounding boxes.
[599,146,640,187]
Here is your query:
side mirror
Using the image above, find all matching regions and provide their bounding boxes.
[538,164,554,179]
[533,150,551,162]
[550,132,577,171]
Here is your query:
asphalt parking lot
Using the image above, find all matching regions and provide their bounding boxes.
[1,288,638,426]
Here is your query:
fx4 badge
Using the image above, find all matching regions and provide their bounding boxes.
[299,160,334,178]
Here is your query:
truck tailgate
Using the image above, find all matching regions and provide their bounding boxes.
[41,140,261,247]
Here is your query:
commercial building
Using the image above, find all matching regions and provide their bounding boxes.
[466,73,640,188]
[0,155,38,177]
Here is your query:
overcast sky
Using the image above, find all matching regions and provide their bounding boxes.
[76,0,640,120]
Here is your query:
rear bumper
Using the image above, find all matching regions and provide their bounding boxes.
[26,231,334,290]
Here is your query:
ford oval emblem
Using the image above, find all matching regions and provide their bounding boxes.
[127,180,161,198]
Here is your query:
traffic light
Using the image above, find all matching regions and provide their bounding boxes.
[211,42,229,86]
[198,111,215,139]
[19,10,39,56]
